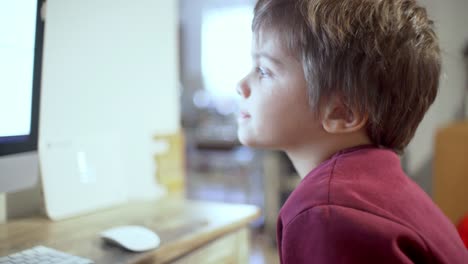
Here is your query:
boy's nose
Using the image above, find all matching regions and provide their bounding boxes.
[236,76,251,98]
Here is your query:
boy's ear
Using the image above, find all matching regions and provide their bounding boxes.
[321,98,368,134]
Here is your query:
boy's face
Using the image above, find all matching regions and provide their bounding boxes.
[236,31,323,150]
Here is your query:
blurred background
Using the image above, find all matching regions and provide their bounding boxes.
[176,0,468,261]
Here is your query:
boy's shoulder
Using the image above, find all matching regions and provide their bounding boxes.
[278,146,403,227]
[277,146,468,263]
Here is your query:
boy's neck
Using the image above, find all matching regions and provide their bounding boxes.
[285,133,372,178]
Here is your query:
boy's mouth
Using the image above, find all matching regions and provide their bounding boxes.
[238,111,251,122]
[240,111,251,119]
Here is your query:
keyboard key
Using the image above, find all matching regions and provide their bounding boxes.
[1,246,93,264]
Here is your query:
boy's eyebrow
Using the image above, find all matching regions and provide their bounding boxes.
[253,52,283,66]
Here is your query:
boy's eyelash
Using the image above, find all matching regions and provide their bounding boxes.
[255,67,270,77]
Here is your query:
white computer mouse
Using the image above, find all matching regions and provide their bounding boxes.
[100,225,161,252]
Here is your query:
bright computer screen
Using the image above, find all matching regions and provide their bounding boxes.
[0,0,43,192]
[0,2,36,140]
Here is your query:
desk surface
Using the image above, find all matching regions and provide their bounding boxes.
[0,199,260,263]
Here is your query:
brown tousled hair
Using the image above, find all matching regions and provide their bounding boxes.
[253,0,441,153]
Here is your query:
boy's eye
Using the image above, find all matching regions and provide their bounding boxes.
[255,67,271,78]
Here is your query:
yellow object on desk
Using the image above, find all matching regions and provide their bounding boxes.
[154,131,186,197]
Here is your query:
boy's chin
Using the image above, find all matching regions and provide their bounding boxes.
[237,131,277,150]
[237,131,258,147]
[237,134,255,147]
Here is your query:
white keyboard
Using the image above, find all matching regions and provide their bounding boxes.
[0,246,93,264]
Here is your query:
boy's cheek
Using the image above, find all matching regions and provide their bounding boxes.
[237,118,267,146]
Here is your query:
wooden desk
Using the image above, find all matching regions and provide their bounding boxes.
[0,199,260,263]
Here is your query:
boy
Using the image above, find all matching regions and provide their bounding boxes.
[236,0,468,263]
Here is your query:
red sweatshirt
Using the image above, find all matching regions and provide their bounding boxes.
[277,145,468,263]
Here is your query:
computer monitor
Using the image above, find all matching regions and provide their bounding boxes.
[0,0,44,193]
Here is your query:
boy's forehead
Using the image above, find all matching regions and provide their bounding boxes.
[252,30,289,58]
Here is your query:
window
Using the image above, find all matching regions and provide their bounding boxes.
[201,7,253,103]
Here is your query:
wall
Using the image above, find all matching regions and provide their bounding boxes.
[406,0,468,194]
[4,0,180,219]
